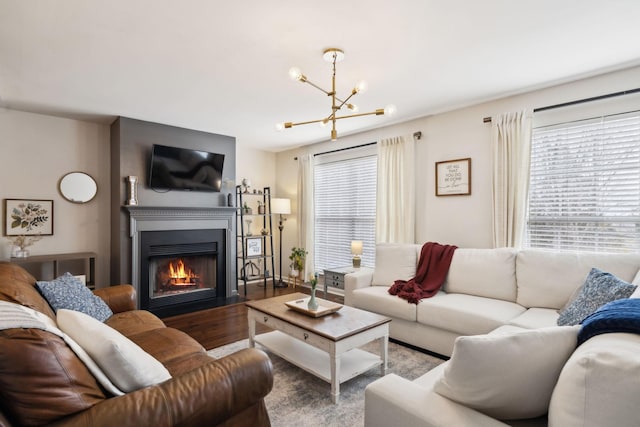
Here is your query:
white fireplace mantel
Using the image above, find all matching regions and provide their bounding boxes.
[126,206,237,304]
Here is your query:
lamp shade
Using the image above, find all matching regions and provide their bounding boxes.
[271,198,291,215]
[351,240,363,255]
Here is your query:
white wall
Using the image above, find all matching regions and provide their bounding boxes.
[0,110,111,285]
[275,65,640,255]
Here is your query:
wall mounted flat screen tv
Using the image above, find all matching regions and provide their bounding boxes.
[149,144,225,192]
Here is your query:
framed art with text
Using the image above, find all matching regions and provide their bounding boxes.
[246,237,263,257]
[4,199,54,236]
[435,158,471,196]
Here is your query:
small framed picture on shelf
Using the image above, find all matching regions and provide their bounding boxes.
[246,237,262,257]
[435,158,471,196]
[4,199,54,236]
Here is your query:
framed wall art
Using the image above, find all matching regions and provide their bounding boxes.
[435,158,471,196]
[3,199,54,236]
[246,237,263,257]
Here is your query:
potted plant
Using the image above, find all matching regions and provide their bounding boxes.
[288,247,307,277]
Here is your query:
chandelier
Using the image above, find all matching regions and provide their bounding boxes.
[277,48,396,141]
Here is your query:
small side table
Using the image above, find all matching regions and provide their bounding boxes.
[323,266,357,298]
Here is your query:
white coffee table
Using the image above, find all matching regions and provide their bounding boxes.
[246,292,391,403]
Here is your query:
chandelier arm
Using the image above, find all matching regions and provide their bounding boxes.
[332,109,386,121]
[302,78,332,96]
[284,108,385,128]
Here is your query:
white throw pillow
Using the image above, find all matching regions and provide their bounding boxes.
[371,244,419,286]
[433,326,579,420]
[56,309,171,392]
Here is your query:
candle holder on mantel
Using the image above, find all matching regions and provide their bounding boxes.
[125,176,139,206]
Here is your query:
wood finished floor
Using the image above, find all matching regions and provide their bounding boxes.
[162,281,344,350]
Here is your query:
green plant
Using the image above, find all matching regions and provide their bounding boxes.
[288,247,307,271]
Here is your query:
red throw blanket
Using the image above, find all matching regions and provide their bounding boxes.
[388,242,457,304]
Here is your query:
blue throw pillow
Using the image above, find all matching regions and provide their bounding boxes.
[36,272,113,322]
[557,268,637,326]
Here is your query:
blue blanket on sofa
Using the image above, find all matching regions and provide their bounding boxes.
[578,298,640,346]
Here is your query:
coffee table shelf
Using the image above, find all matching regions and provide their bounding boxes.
[255,330,382,384]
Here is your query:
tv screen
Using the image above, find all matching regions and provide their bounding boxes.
[149,144,225,192]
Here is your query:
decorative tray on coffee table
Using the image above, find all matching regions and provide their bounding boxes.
[285,297,343,318]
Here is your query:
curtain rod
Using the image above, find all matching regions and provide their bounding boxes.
[482,87,640,123]
[293,131,423,160]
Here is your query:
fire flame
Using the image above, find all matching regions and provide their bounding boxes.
[168,259,197,284]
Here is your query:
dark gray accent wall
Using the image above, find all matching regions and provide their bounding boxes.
[110,117,236,285]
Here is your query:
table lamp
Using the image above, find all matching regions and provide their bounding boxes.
[351,240,363,268]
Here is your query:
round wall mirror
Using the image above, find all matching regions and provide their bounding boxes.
[59,172,98,203]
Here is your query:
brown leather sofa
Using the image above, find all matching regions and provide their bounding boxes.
[0,262,273,427]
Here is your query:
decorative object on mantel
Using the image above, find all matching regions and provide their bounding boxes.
[351,240,363,268]
[435,158,472,196]
[3,199,53,236]
[6,234,42,258]
[125,176,139,206]
[276,47,396,141]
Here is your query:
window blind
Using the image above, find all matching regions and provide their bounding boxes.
[314,154,377,271]
[526,111,640,253]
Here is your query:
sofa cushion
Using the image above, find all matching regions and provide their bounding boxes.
[372,243,420,286]
[434,325,579,420]
[0,328,105,426]
[417,293,526,336]
[516,250,640,309]
[0,262,56,319]
[557,268,636,326]
[105,309,167,337]
[352,286,418,322]
[444,248,517,302]
[36,272,113,321]
[57,309,172,392]
[549,332,640,427]
[507,307,559,329]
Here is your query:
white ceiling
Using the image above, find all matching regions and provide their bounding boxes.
[1,1,640,152]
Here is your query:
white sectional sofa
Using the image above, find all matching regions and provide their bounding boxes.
[344,244,640,427]
[345,244,640,357]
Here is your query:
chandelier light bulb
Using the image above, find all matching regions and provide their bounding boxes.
[355,81,368,93]
[347,103,359,112]
[384,104,397,116]
[288,67,303,81]
[275,123,285,131]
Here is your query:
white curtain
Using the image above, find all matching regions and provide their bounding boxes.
[297,154,315,277]
[491,109,533,248]
[376,134,415,243]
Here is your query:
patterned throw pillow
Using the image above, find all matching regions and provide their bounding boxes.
[557,268,637,326]
[36,272,113,322]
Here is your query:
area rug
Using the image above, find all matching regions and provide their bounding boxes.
[207,339,444,427]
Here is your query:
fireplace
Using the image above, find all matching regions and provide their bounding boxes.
[139,229,225,316]
[127,206,237,317]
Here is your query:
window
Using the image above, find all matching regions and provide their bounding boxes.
[526,111,640,253]
[314,146,377,271]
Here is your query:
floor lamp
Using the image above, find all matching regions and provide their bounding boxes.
[271,198,291,288]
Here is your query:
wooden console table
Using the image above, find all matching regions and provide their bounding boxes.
[10,252,97,289]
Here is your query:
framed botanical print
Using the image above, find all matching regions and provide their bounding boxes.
[4,199,54,236]
[435,158,471,196]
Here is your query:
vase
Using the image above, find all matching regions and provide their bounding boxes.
[307,287,318,311]
[14,249,29,258]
